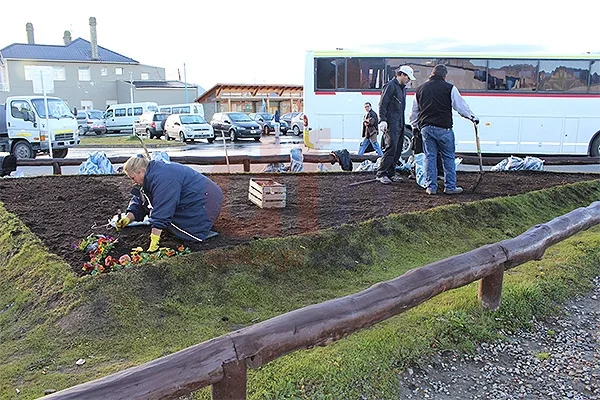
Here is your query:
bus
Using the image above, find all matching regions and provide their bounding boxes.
[158,103,204,118]
[303,50,600,157]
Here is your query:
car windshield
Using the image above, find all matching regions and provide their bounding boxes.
[31,98,74,119]
[180,115,206,124]
[228,113,252,122]
[155,114,169,121]
[89,111,103,119]
[258,113,273,120]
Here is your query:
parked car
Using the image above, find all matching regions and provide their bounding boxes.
[134,111,170,139]
[210,112,261,142]
[280,112,300,129]
[164,114,215,143]
[290,112,306,136]
[248,112,289,135]
[76,110,106,135]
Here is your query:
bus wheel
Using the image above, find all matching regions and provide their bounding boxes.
[591,134,600,157]
[12,141,35,159]
[53,148,68,158]
[401,128,413,159]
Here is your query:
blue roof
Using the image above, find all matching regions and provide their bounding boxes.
[0,38,138,63]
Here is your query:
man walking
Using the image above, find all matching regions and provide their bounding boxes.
[409,64,478,195]
[376,65,415,184]
[358,102,383,157]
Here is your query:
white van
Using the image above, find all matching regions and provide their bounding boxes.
[159,103,204,118]
[104,102,159,133]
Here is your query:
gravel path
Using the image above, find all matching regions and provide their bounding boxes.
[398,277,600,399]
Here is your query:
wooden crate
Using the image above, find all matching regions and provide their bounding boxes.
[248,178,286,208]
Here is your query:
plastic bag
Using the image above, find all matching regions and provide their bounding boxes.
[78,151,115,175]
[289,148,304,172]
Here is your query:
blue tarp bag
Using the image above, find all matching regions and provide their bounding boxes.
[78,151,115,175]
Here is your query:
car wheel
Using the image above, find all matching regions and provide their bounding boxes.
[146,129,153,139]
[229,129,236,142]
[293,125,301,136]
[179,132,186,143]
[263,126,270,135]
[254,137,261,142]
[207,138,215,144]
[12,141,35,159]
[77,126,85,136]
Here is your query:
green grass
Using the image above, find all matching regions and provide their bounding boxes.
[78,134,184,147]
[0,180,599,399]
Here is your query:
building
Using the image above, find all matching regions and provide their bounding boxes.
[196,83,303,121]
[0,18,201,111]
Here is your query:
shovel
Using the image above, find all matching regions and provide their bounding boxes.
[470,121,484,192]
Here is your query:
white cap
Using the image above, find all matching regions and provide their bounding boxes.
[396,65,416,80]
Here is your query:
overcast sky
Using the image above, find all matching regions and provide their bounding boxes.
[2,0,599,91]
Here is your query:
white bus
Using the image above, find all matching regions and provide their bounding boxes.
[303,50,600,157]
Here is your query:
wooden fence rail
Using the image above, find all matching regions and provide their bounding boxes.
[44,201,600,400]
[16,154,600,175]
[16,154,379,175]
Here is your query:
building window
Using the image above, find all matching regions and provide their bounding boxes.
[78,67,91,81]
[53,66,66,81]
[115,67,123,76]
[141,72,149,80]
[101,67,108,77]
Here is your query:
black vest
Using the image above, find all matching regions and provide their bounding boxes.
[415,76,454,129]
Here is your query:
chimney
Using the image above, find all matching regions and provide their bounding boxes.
[89,17,99,60]
[63,30,72,45]
[26,22,34,44]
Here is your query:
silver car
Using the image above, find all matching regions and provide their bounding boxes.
[164,114,215,143]
[76,110,106,135]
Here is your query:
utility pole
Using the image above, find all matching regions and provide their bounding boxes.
[184,63,188,103]
[129,71,134,103]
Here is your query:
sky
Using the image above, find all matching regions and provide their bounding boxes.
[2,0,599,91]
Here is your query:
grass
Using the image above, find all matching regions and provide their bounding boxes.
[0,180,599,399]
[78,134,185,147]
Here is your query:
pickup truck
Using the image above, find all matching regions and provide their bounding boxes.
[0,95,79,159]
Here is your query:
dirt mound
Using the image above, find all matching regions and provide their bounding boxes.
[0,171,597,275]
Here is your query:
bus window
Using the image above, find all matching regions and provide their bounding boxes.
[384,59,439,88]
[442,59,487,91]
[488,60,538,91]
[316,58,336,90]
[346,58,385,89]
[590,60,600,93]
[336,59,345,90]
[538,60,589,92]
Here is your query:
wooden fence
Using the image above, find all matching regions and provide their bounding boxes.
[43,201,600,400]
[15,154,600,175]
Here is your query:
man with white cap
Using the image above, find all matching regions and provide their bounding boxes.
[376,65,415,184]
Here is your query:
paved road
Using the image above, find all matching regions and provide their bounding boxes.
[7,134,600,177]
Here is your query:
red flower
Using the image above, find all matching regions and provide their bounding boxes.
[131,254,141,263]
[119,254,132,265]
[177,245,185,252]
[105,256,116,266]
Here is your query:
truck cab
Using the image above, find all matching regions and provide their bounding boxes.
[0,96,79,159]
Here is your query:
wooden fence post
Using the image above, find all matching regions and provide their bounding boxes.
[52,161,62,175]
[211,360,247,400]
[478,266,504,310]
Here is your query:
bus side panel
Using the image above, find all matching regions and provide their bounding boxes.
[562,118,579,154]
[520,117,564,154]
[454,115,520,154]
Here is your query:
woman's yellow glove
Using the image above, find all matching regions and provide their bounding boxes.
[116,215,131,231]
[148,233,160,253]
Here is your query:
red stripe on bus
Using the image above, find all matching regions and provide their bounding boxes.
[318,91,600,98]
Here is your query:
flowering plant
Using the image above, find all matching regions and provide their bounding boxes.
[75,234,190,275]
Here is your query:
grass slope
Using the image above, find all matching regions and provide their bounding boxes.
[0,180,598,399]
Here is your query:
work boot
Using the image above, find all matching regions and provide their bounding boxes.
[426,187,437,195]
[444,186,464,195]
[376,176,392,185]
[391,175,404,183]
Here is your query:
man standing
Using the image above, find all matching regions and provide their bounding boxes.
[376,66,415,184]
[273,109,281,139]
[358,102,383,156]
[409,64,478,195]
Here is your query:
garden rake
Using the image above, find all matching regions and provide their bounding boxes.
[470,120,484,192]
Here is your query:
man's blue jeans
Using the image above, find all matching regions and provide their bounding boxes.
[358,138,383,157]
[421,125,458,192]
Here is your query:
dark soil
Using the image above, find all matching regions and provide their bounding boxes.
[0,171,597,276]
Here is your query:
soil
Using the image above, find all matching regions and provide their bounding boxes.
[0,170,598,276]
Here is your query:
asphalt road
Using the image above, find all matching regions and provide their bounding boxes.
[7,134,600,177]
